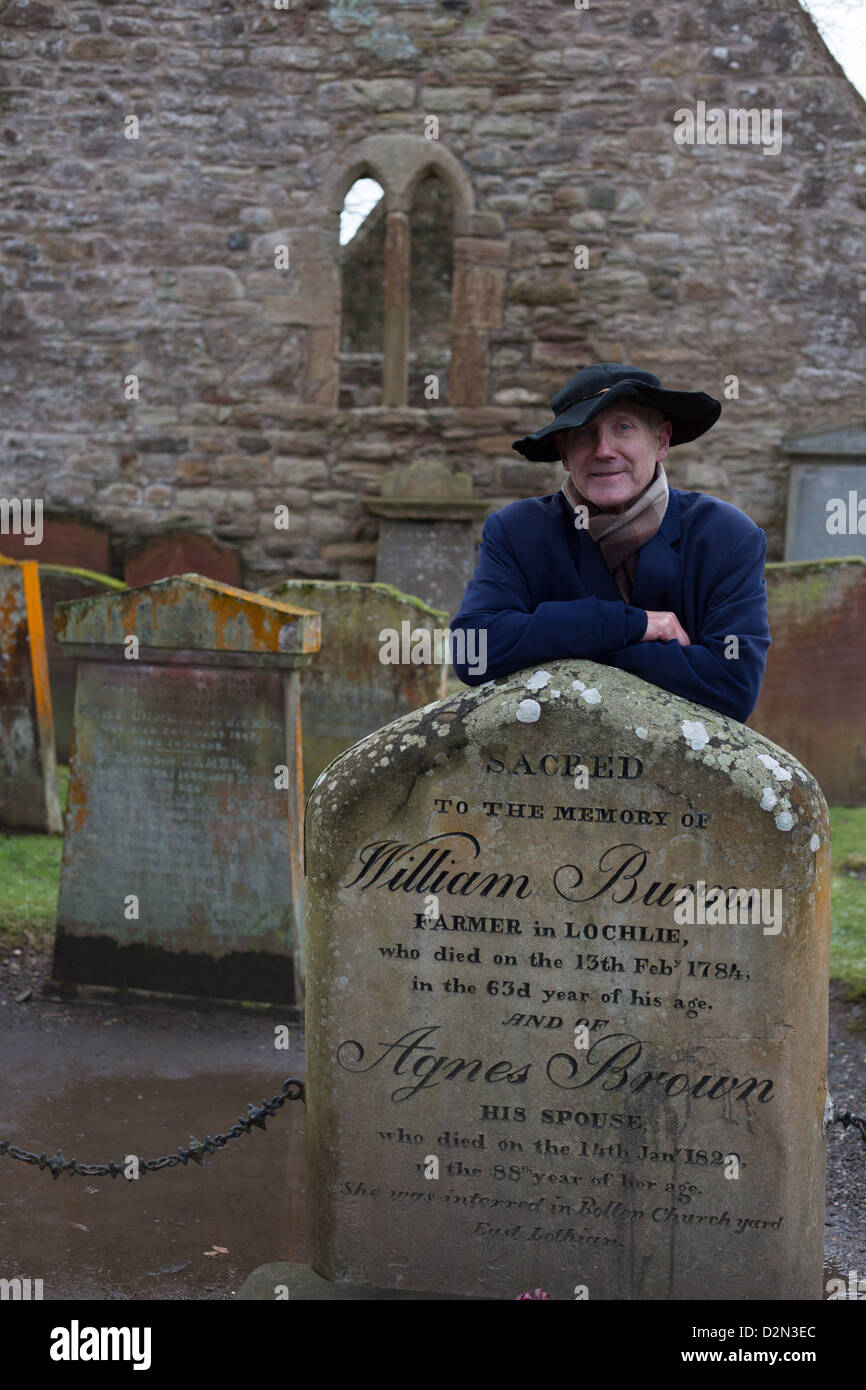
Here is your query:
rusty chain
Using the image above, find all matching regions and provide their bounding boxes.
[831,1108,866,1145]
[1,1080,862,1182]
[0,1076,304,1179]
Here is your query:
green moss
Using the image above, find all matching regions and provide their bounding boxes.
[38,564,126,590]
[765,557,865,613]
[263,578,449,622]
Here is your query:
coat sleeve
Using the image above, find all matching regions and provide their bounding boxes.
[602,526,770,722]
[449,509,648,685]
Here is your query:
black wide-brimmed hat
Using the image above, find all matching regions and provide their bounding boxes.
[512,362,722,462]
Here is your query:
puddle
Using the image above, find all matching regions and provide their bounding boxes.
[0,1071,306,1300]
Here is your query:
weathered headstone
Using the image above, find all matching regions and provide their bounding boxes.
[748,557,866,806]
[124,531,241,588]
[305,659,830,1300]
[783,424,866,563]
[52,575,320,1005]
[263,579,449,789]
[0,557,61,833]
[38,565,126,763]
[361,458,491,615]
[0,515,110,572]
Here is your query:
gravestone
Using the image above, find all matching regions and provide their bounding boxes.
[52,575,320,1005]
[0,516,110,572]
[305,659,830,1300]
[0,557,61,833]
[361,458,491,616]
[263,579,449,789]
[783,426,866,563]
[38,566,126,763]
[124,531,241,588]
[748,558,866,806]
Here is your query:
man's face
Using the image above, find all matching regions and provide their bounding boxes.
[555,404,672,513]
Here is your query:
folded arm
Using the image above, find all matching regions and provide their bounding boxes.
[449,511,648,684]
[604,528,770,722]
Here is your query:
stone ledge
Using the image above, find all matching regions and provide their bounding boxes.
[236,1262,479,1301]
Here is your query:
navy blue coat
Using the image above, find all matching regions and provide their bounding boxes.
[449,488,770,723]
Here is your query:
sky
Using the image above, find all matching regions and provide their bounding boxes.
[340,2,866,244]
[800,0,866,97]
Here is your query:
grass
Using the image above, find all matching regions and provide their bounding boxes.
[827,807,866,1000]
[0,779,864,995]
[0,766,67,949]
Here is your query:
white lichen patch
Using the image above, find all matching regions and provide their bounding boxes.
[378,757,390,766]
[760,787,778,811]
[582,688,602,705]
[774,810,794,832]
[681,720,710,750]
[516,698,541,723]
[757,752,793,782]
[550,689,562,698]
[635,726,648,740]
[571,679,586,691]
[810,833,821,852]
[525,670,552,691]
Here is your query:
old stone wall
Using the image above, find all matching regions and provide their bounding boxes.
[0,0,864,588]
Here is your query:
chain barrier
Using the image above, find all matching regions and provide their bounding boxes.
[831,1108,866,1145]
[1,1079,863,1181]
[0,1077,304,1180]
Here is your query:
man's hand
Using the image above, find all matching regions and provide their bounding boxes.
[640,610,691,646]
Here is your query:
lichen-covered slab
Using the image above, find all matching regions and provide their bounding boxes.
[52,573,320,1004]
[264,580,448,788]
[55,572,320,657]
[0,558,61,832]
[306,658,830,1300]
[748,558,866,805]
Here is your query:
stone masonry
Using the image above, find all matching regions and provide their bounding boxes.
[0,0,864,587]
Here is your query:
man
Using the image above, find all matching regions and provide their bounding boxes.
[449,362,770,722]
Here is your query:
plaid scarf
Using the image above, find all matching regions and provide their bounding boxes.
[561,462,669,601]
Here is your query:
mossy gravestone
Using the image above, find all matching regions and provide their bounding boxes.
[305,659,830,1300]
[263,580,449,789]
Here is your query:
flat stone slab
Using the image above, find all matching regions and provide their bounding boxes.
[55,572,320,660]
[236,1262,469,1300]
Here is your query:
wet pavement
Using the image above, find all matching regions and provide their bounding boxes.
[1,963,864,1300]
[0,990,306,1300]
